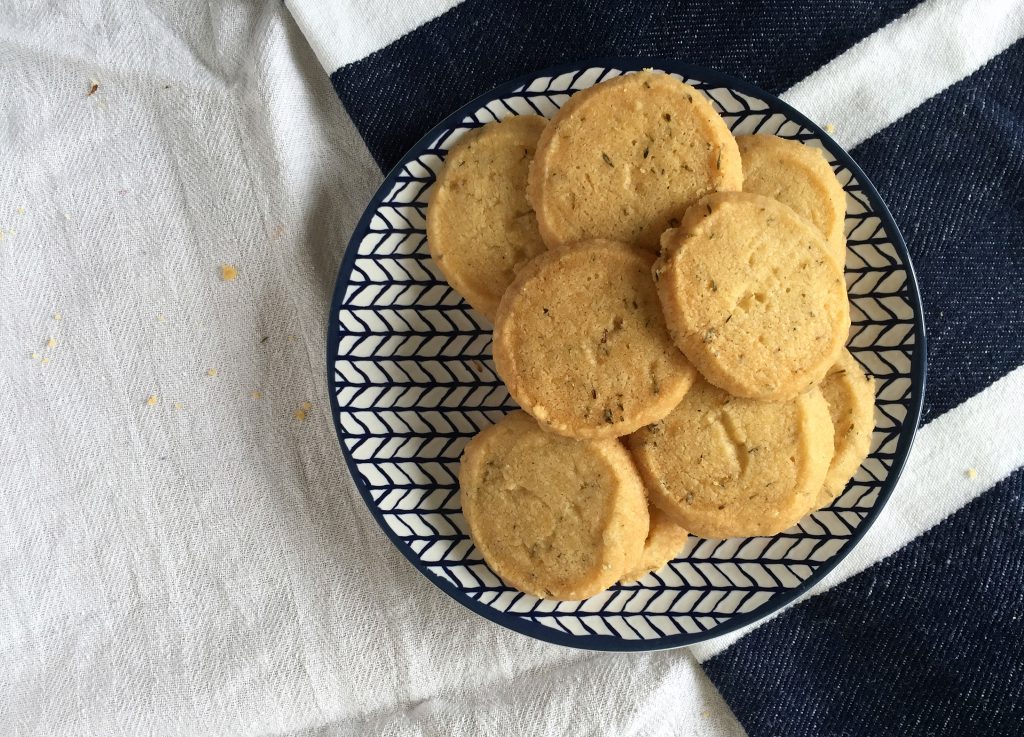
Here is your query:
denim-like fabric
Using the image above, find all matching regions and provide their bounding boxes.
[850,40,1024,423]
[703,466,1024,737]
[331,0,920,172]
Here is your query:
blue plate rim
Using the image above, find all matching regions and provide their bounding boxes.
[325,56,928,652]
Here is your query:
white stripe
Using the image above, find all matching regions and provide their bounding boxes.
[693,363,1024,661]
[285,0,464,72]
[782,0,1024,149]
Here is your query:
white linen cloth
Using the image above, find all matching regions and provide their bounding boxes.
[0,2,743,735]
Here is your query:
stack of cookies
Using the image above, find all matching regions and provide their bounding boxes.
[426,70,876,600]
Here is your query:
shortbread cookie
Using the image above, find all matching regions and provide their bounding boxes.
[459,411,649,600]
[528,70,742,251]
[655,192,850,401]
[627,379,834,539]
[815,349,876,508]
[427,115,548,319]
[493,239,698,439]
[620,505,689,583]
[737,134,847,265]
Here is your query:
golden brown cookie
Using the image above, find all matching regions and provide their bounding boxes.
[737,134,847,265]
[426,115,548,320]
[627,379,834,539]
[815,349,876,508]
[528,70,742,252]
[619,505,689,583]
[493,239,698,439]
[459,411,649,600]
[655,192,850,401]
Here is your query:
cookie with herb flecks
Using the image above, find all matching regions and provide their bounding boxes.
[814,348,876,508]
[627,379,834,539]
[493,239,697,439]
[459,411,649,600]
[655,192,849,401]
[528,70,741,251]
[619,505,689,583]
[737,134,847,266]
[427,115,548,320]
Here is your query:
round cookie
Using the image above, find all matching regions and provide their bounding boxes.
[528,70,742,252]
[655,192,850,401]
[627,379,835,539]
[493,239,698,439]
[427,115,548,320]
[737,134,847,266]
[620,505,689,583]
[459,411,649,600]
[815,349,876,508]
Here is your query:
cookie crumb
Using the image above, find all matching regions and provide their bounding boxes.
[157,313,167,323]
[173,402,183,410]
[286,334,296,342]
[17,206,25,216]
[966,467,978,480]
[41,356,50,364]
[824,123,837,134]
[220,264,238,281]
[206,368,218,378]
[250,390,262,400]
[87,79,99,96]
[146,395,158,406]
[29,351,40,360]
[294,407,308,421]
[46,337,58,349]
[52,312,62,321]
[301,401,312,411]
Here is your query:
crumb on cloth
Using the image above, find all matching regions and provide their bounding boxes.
[966,467,978,479]
[146,395,158,406]
[220,264,238,281]
[206,368,218,378]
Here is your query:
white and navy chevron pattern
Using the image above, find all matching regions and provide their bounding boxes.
[328,61,924,649]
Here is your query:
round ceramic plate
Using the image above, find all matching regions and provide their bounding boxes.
[326,58,926,651]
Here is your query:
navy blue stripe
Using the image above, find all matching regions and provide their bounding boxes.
[850,40,1024,422]
[332,0,921,171]
[704,467,1024,737]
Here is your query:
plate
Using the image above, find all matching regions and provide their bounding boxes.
[326,58,926,651]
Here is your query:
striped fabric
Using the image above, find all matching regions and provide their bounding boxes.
[289,0,1024,734]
